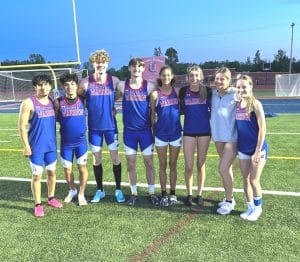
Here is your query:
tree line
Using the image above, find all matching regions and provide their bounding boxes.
[1,47,299,80]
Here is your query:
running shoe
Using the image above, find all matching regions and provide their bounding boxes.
[64,188,78,203]
[78,194,88,206]
[47,198,63,208]
[34,204,44,217]
[115,189,125,203]
[91,190,106,203]
[246,206,262,221]
[216,201,235,215]
[159,195,169,207]
[126,195,138,206]
[148,194,159,206]
[169,195,177,205]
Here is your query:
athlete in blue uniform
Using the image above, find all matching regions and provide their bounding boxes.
[179,65,211,206]
[55,72,88,206]
[79,50,125,203]
[18,74,62,217]
[236,74,268,221]
[117,58,159,206]
[150,66,181,206]
[211,67,238,215]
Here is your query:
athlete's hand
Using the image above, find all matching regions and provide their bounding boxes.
[252,151,261,164]
[23,146,32,157]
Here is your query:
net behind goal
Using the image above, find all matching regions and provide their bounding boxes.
[275,73,300,97]
[0,68,87,101]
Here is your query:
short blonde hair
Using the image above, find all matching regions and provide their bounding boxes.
[89,49,110,63]
[215,67,231,80]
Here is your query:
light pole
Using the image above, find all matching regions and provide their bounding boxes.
[289,22,295,75]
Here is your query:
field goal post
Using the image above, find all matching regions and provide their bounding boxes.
[0,62,87,102]
[275,73,300,97]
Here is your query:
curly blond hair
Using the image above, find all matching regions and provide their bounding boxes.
[89,49,110,63]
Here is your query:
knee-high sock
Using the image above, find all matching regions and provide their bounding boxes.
[93,164,103,190]
[113,163,121,190]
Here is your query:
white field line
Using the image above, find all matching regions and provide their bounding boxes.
[267,132,300,135]
[0,128,299,135]
[0,176,299,197]
[0,141,11,143]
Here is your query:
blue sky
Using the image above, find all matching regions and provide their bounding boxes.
[1,0,299,69]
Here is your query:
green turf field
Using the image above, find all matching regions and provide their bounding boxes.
[0,113,299,261]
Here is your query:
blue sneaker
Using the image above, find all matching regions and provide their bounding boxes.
[91,190,105,203]
[115,189,125,203]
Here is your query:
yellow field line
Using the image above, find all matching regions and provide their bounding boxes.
[0,148,299,160]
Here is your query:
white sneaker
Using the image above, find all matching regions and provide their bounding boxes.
[78,194,87,206]
[240,207,254,220]
[217,201,235,215]
[218,197,236,207]
[64,188,78,203]
[246,206,262,221]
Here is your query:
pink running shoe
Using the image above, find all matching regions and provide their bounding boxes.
[47,198,63,208]
[34,205,44,217]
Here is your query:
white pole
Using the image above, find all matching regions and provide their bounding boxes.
[72,0,81,65]
[289,22,295,75]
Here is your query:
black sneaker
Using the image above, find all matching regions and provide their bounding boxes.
[126,195,138,206]
[196,195,204,206]
[185,195,193,206]
[159,195,169,207]
[148,194,159,206]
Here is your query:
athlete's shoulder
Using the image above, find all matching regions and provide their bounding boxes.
[150,89,158,100]
[21,97,34,110]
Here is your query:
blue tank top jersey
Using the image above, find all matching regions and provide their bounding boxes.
[236,104,267,155]
[155,88,182,137]
[58,96,87,147]
[86,74,116,131]
[122,79,151,131]
[181,86,211,135]
[28,96,56,154]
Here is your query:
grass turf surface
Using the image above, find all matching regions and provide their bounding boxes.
[0,113,299,261]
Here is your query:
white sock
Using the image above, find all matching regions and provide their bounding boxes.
[130,185,137,195]
[148,184,155,194]
[247,201,255,210]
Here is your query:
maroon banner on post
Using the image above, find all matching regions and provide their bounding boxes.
[141,56,165,82]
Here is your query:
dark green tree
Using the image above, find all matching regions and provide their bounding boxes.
[154,47,163,56]
[165,47,178,65]
[272,49,290,72]
[252,50,264,71]
[29,54,46,64]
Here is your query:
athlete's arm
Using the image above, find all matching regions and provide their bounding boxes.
[112,76,120,90]
[115,81,125,101]
[53,98,60,120]
[150,90,158,132]
[78,78,88,97]
[253,99,267,162]
[147,81,157,94]
[18,99,33,157]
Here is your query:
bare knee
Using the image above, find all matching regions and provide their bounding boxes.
[32,175,41,183]
[159,159,167,171]
[93,152,102,166]
[110,152,120,165]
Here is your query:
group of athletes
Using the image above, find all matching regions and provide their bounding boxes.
[18,49,268,221]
